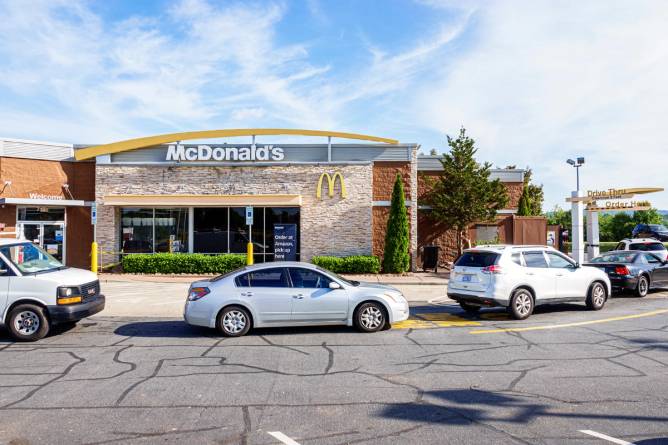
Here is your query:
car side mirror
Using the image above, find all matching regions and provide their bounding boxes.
[574,263,580,268]
[329,282,342,290]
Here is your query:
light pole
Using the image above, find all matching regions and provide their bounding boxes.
[566,157,586,264]
[566,157,585,191]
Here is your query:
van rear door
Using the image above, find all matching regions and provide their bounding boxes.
[450,251,499,292]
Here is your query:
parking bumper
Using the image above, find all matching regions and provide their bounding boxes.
[47,295,105,323]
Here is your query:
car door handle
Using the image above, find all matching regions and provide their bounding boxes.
[556,274,564,277]
[241,292,253,297]
[526,272,535,276]
[293,294,304,299]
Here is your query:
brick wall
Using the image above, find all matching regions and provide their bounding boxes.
[0,157,95,201]
[95,164,373,264]
[0,205,16,238]
[371,161,417,268]
[372,162,412,201]
[66,206,93,268]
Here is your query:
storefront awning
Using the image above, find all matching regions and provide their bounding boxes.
[102,194,302,207]
[0,197,88,207]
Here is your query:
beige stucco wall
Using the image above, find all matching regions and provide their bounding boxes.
[95,163,373,264]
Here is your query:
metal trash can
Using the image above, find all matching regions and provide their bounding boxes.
[422,245,440,272]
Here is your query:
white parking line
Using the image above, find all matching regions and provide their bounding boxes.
[579,430,636,444]
[268,431,301,445]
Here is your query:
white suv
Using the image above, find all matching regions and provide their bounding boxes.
[447,245,611,320]
[613,238,668,262]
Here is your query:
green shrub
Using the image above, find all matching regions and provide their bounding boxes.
[122,253,246,274]
[311,255,380,274]
[383,174,410,273]
[311,256,344,273]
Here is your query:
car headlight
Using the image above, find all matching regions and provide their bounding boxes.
[57,286,82,305]
[188,287,210,301]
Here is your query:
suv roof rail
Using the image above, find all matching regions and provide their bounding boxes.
[510,245,552,249]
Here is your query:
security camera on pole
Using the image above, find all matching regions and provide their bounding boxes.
[567,157,585,264]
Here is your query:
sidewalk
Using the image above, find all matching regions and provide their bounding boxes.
[99,271,450,285]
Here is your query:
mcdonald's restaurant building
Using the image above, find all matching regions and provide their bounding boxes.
[1,131,526,270]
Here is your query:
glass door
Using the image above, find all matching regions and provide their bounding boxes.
[22,224,41,245]
[19,223,65,262]
[42,224,65,261]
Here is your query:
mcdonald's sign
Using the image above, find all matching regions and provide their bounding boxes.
[316,172,347,199]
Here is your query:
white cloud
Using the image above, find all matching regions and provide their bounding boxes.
[414,0,668,209]
[231,107,266,121]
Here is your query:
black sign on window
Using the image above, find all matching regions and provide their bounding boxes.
[274,224,297,261]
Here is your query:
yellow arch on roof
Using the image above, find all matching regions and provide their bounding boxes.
[74,129,399,160]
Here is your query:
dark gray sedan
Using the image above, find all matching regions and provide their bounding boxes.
[586,250,668,297]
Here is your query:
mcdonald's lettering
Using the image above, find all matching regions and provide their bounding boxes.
[316,172,347,199]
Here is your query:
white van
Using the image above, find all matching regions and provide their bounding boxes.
[0,239,104,341]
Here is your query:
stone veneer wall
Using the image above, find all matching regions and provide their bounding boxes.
[95,164,373,264]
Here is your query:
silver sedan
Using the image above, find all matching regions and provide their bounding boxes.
[183,261,409,337]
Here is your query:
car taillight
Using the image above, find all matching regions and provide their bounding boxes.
[188,287,210,301]
[615,266,630,275]
[482,265,503,274]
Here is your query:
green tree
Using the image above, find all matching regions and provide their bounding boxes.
[383,173,410,273]
[517,186,531,216]
[524,168,544,215]
[633,208,664,225]
[427,128,509,255]
[546,205,571,228]
[608,212,634,241]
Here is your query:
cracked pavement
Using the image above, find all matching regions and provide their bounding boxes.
[1,292,668,444]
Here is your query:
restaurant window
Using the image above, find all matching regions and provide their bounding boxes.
[265,207,300,262]
[155,208,189,253]
[121,208,154,253]
[194,208,228,253]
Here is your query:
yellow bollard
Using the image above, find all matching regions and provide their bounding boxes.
[91,241,98,274]
[246,242,254,265]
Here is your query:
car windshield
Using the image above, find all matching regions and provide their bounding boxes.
[316,266,359,286]
[649,224,668,231]
[0,242,63,274]
[630,242,667,251]
[591,253,637,263]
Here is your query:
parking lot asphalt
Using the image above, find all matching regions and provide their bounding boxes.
[1,290,668,445]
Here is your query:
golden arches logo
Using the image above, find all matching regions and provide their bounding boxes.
[316,172,347,199]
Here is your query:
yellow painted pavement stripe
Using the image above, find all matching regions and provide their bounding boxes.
[393,314,482,329]
[469,309,668,334]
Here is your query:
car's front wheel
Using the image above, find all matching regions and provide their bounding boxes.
[635,275,649,298]
[7,304,50,342]
[508,289,534,320]
[586,282,607,310]
[217,306,252,337]
[355,302,387,333]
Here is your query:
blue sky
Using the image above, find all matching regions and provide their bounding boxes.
[0,0,667,209]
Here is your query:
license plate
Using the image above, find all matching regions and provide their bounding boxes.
[462,275,472,282]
